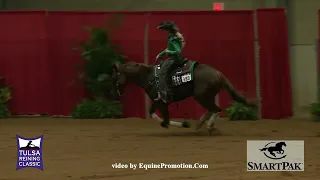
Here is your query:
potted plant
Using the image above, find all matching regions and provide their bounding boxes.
[72,26,124,119]
[0,76,5,88]
[310,103,320,121]
[71,98,122,119]
[0,86,11,118]
[226,101,258,121]
[74,26,125,97]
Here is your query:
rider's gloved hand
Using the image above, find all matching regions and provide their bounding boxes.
[154,55,161,65]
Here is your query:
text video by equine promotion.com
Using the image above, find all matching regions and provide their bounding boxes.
[112,163,209,170]
[110,140,305,172]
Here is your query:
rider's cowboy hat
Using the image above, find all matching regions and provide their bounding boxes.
[157,21,179,32]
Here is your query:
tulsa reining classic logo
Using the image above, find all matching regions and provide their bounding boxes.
[16,135,44,170]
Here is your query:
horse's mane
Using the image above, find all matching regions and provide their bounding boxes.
[124,61,152,68]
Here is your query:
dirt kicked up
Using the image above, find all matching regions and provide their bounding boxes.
[0,118,319,180]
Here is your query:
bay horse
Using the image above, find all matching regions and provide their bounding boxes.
[112,60,257,133]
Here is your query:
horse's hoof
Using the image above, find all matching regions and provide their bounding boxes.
[160,121,169,128]
[207,124,215,135]
[196,122,204,130]
[182,121,191,128]
[195,123,204,130]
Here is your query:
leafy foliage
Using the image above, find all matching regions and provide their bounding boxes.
[226,102,258,121]
[310,103,320,115]
[310,103,320,121]
[72,22,126,119]
[0,87,11,119]
[0,103,9,119]
[74,26,125,98]
[71,98,122,119]
[0,87,11,104]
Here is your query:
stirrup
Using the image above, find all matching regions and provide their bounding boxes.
[154,92,168,103]
[161,91,171,103]
[154,92,162,101]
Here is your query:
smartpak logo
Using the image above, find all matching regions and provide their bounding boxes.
[247,140,304,171]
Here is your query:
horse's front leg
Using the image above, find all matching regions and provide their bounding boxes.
[149,101,164,123]
[149,101,158,117]
[150,101,190,128]
[157,103,170,128]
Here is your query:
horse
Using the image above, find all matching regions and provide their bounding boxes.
[260,142,286,157]
[111,60,257,133]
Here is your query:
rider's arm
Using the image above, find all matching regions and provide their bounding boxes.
[157,49,167,58]
[166,39,181,56]
[176,32,186,49]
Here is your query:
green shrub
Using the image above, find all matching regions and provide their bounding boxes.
[226,102,258,121]
[0,87,11,104]
[310,103,320,121]
[71,98,122,119]
[0,86,11,119]
[72,22,126,118]
[310,103,320,115]
[0,103,9,119]
[74,26,125,98]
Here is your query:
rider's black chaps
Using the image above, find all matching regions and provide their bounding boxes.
[158,56,182,93]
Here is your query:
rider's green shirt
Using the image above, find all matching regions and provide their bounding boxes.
[157,34,183,58]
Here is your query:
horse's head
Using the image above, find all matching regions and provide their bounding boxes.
[111,62,150,97]
[276,142,286,148]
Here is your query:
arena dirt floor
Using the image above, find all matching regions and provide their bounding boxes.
[0,117,320,180]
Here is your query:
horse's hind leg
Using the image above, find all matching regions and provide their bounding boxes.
[195,112,213,130]
[206,109,221,134]
[195,96,221,134]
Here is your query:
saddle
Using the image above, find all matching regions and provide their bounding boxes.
[154,59,198,87]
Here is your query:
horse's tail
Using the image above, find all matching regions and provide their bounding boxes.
[218,71,257,107]
[260,148,268,151]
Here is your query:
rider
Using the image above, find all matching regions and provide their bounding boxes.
[155,21,186,102]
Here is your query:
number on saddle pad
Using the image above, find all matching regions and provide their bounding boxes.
[172,73,192,86]
[181,74,191,82]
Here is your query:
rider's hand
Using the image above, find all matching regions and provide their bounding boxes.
[156,54,161,60]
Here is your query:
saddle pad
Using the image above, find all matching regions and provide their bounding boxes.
[154,61,198,86]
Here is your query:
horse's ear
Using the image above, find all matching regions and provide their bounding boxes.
[113,63,120,72]
[121,55,128,61]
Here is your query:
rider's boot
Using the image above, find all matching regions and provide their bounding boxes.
[154,75,170,103]
[162,73,173,102]
[161,90,170,103]
[159,74,173,103]
[164,88,173,102]
[154,92,162,101]
[154,90,169,103]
